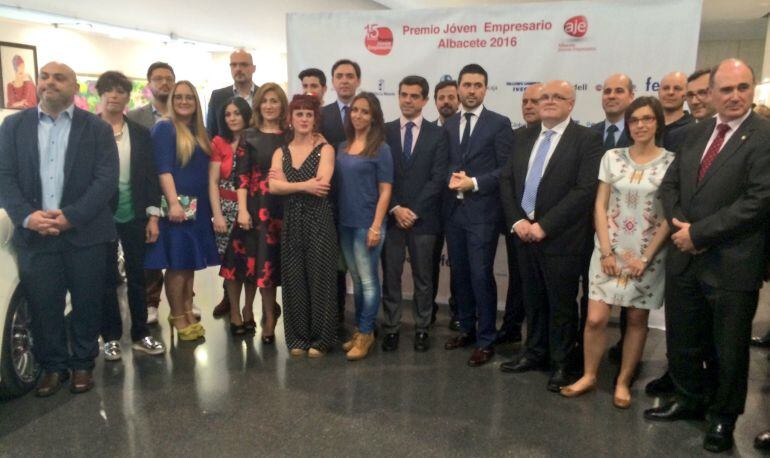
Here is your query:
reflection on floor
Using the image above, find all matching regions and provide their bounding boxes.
[1,267,769,456]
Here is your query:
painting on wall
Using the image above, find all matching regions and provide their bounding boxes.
[0,42,38,110]
[75,74,151,114]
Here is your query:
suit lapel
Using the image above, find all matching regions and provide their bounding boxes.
[696,114,755,190]
[407,122,431,167]
[387,122,404,170]
[64,108,86,182]
[541,121,576,181]
[22,109,42,201]
[464,108,488,161]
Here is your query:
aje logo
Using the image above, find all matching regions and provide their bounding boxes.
[563,15,588,38]
[365,24,393,56]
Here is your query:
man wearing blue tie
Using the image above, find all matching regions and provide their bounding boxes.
[442,64,513,367]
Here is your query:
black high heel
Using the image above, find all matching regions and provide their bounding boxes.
[261,334,275,345]
[230,322,246,336]
[244,320,257,335]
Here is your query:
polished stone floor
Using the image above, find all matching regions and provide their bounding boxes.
[1,267,770,457]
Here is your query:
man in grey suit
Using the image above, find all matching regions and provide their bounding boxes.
[206,49,258,138]
[127,62,176,325]
[127,62,175,129]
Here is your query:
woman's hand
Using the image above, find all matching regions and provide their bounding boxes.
[366,227,381,249]
[626,258,648,278]
[145,216,159,243]
[237,209,252,230]
[600,253,620,276]
[304,177,331,197]
[213,214,228,234]
[168,201,186,223]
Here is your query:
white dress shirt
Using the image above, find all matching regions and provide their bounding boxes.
[701,109,751,160]
[400,114,423,154]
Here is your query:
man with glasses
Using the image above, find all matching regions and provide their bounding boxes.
[686,69,717,122]
[206,49,258,138]
[499,80,603,393]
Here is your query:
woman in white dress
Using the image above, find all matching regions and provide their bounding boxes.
[561,97,674,408]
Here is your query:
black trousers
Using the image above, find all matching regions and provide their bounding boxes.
[518,243,582,366]
[18,243,107,372]
[499,233,525,333]
[381,227,436,333]
[666,262,758,422]
[102,219,150,342]
[431,233,457,317]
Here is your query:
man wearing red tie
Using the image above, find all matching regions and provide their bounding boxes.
[645,58,770,454]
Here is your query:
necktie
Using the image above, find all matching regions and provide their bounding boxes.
[604,124,618,150]
[403,121,415,161]
[698,124,731,182]
[521,130,555,216]
[460,112,473,157]
[342,105,350,124]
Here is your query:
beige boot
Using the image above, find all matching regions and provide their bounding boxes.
[342,329,360,351]
[346,332,374,361]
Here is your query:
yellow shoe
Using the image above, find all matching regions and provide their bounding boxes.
[346,333,374,361]
[342,330,360,352]
[177,324,203,341]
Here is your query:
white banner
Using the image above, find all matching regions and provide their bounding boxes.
[287,1,701,326]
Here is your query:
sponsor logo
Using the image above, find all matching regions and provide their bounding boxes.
[595,84,603,91]
[372,78,396,97]
[506,81,541,92]
[563,15,588,38]
[439,74,453,83]
[365,24,393,56]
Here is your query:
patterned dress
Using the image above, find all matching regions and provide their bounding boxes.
[219,129,283,287]
[280,143,338,351]
[211,136,239,256]
[588,147,675,309]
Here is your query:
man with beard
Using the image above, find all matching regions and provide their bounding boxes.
[206,49,258,138]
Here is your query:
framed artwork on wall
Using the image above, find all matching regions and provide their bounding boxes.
[0,42,38,110]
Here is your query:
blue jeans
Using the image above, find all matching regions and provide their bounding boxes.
[339,225,385,334]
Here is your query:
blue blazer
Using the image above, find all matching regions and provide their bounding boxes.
[0,107,119,251]
[442,107,513,225]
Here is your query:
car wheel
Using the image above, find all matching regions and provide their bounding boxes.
[0,288,40,399]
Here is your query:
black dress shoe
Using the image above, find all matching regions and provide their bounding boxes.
[449,317,461,332]
[645,371,675,396]
[382,333,399,352]
[444,333,476,350]
[547,367,572,393]
[36,371,69,397]
[751,332,770,348]
[754,428,770,450]
[703,421,734,453]
[500,356,546,373]
[414,332,429,352]
[643,400,704,422]
[494,328,522,345]
[468,346,495,367]
[608,341,623,364]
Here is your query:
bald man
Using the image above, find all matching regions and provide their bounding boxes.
[499,80,603,392]
[646,59,770,453]
[206,49,259,137]
[0,62,119,396]
[658,71,693,152]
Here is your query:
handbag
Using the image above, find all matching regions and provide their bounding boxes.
[160,195,197,220]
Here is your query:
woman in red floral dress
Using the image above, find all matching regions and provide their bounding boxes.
[219,83,286,340]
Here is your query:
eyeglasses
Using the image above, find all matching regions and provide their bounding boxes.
[173,94,196,102]
[538,94,570,102]
[628,115,656,125]
[686,89,709,100]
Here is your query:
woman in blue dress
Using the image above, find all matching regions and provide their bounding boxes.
[145,80,219,340]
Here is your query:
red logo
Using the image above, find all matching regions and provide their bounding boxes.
[563,15,588,38]
[365,24,393,56]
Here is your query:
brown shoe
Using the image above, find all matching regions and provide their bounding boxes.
[467,347,495,367]
[36,371,69,397]
[70,369,94,394]
[212,294,230,318]
[347,332,374,361]
[342,329,360,352]
[444,333,476,350]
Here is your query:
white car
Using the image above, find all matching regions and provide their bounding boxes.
[0,209,40,398]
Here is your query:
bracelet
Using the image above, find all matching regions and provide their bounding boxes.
[600,252,613,260]
[368,227,380,235]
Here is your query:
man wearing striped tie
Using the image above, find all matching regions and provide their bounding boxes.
[498,80,603,393]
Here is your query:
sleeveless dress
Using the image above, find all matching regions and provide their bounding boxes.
[588,147,675,309]
[280,143,338,351]
[219,129,284,287]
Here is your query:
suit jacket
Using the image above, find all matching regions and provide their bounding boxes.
[663,111,694,154]
[108,117,162,220]
[384,119,449,235]
[206,84,258,138]
[321,101,347,149]
[591,120,631,149]
[0,107,119,251]
[126,104,156,130]
[442,107,514,226]
[499,121,603,255]
[660,112,770,291]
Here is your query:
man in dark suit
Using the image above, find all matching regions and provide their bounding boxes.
[495,82,544,346]
[0,62,119,396]
[659,71,693,153]
[644,59,770,453]
[442,64,513,367]
[206,49,258,138]
[321,59,361,324]
[127,61,175,324]
[381,75,449,352]
[498,80,603,392]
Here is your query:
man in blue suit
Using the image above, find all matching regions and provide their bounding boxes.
[442,64,513,367]
[0,62,119,396]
